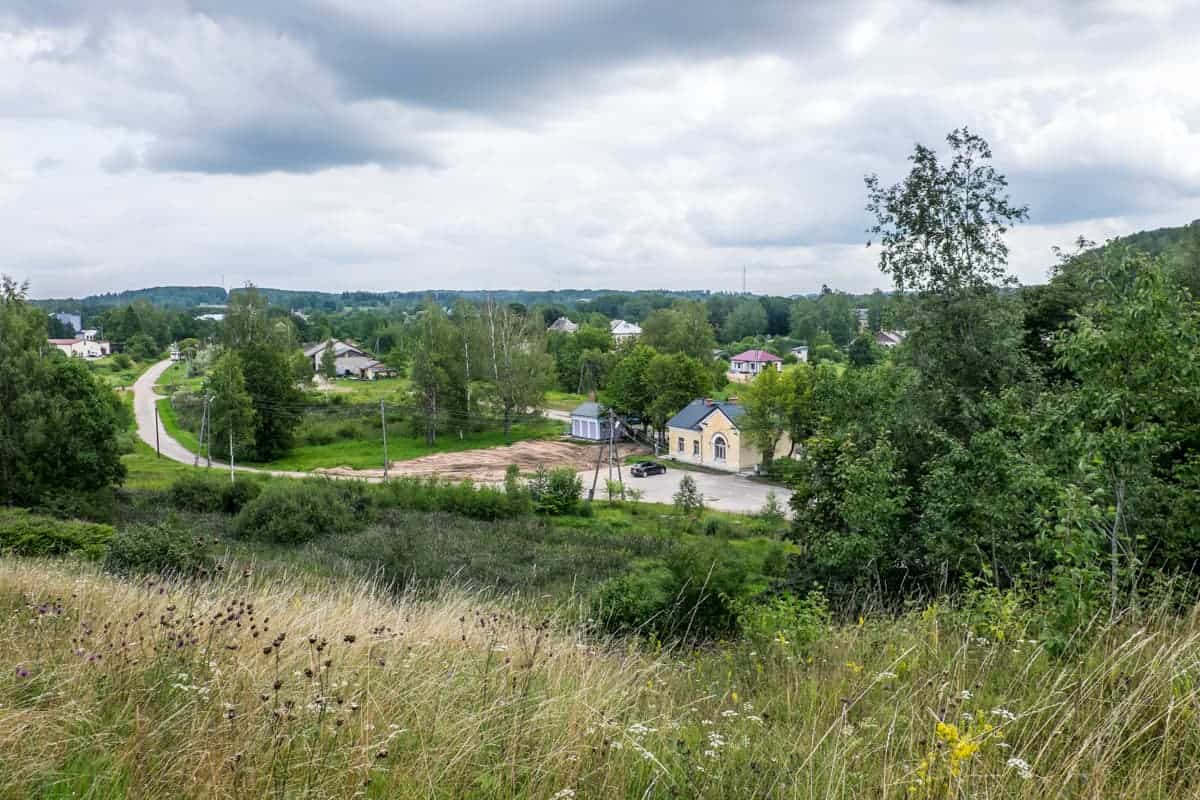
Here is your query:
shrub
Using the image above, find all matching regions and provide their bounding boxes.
[503,465,533,515]
[0,509,113,559]
[104,520,209,576]
[373,476,518,520]
[673,474,704,516]
[528,467,582,515]
[111,352,133,370]
[169,473,262,514]
[734,590,830,652]
[235,480,363,544]
[596,536,793,640]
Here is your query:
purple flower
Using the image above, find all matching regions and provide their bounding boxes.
[15,665,30,679]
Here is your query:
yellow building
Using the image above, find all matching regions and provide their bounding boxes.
[664,399,791,473]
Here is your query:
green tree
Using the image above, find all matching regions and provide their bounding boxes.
[482,299,555,440]
[673,474,704,516]
[205,352,256,462]
[645,353,711,438]
[865,127,1029,294]
[847,332,881,367]
[721,299,769,342]
[640,301,717,360]
[601,344,657,421]
[0,276,127,505]
[739,366,791,467]
[319,341,337,379]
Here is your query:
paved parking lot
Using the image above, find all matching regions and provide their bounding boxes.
[580,464,790,515]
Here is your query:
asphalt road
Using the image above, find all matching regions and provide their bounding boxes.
[581,463,791,515]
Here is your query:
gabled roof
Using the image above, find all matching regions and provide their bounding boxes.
[48,338,78,346]
[666,399,746,431]
[548,316,578,333]
[610,319,642,335]
[571,401,603,419]
[303,339,367,358]
[730,349,782,363]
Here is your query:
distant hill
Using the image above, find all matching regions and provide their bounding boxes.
[33,285,228,312]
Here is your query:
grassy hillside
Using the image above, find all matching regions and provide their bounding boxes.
[3,559,1199,798]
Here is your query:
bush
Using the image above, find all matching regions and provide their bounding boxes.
[235,480,364,544]
[104,520,209,575]
[0,509,113,559]
[374,476,520,520]
[528,467,583,515]
[673,474,704,516]
[169,473,262,514]
[734,590,830,652]
[111,353,133,370]
[596,536,793,640]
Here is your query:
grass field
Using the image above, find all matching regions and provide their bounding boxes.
[545,390,588,412]
[89,356,155,389]
[4,557,1198,798]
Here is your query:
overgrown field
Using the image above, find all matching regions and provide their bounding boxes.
[3,559,1199,798]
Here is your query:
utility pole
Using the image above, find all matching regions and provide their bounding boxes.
[194,397,207,467]
[229,429,235,483]
[154,404,161,458]
[380,398,389,481]
[742,265,746,294]
[608,410,615,483]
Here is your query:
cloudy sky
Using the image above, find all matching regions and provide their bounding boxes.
[3,0,1199,298]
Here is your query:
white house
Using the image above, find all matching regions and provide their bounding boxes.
[609,319,642,343]
[49,336,111,359]
[569,401,613,441]
[727,349,783,383]
[875,330,908,348]
[547,316,579,334]
[304,340,394,379]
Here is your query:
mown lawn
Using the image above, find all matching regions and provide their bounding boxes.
[89,356,154,388]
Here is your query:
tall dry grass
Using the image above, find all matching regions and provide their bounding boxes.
[2,559,1200,798]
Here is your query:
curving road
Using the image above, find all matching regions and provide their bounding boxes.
[131,359,310,479]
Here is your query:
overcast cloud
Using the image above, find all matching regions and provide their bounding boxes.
[3,0,1199,298]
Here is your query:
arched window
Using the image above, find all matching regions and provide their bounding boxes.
[712,434,727,462]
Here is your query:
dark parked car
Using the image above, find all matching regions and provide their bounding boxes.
[630,461,667,477]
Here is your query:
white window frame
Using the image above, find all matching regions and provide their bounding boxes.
[712,434,727,462]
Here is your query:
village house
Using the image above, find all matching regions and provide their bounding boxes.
[790,345,809,363]
[303,340,397,379]
[609,319,642,344]
[727,349,783,383]
[547,316,579,334]
[48,330,111,359]
[569,401,613,441]
[665,398,791,473]
[875,330,908,348]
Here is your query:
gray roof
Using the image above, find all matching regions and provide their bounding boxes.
[571,401,603,419]
[666,399,745,431]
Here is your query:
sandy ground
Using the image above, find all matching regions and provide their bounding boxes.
[316,439,647,483]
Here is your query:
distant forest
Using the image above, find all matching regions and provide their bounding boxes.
[29,218,1200,315]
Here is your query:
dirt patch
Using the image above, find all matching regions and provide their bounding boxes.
[315,439,649,483]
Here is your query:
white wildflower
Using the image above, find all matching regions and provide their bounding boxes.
[742,702,754,711]
[1006,757,1033,779]
[841,723,855,738]
[958,689,973,701]
[746,715,763,724]
[991,707,1017,722]
[550,790,576,800]
[721,709,739,718]
[876,671,898,680]
[707,732,726,749]
[703,749,718,759]
[626,722,655,737]
[701,719,714,726]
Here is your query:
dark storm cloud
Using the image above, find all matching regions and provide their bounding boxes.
[192,0,853,110]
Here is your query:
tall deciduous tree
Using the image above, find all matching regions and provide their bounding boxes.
[205,351,256,461]
[645,353,711,437]
[640,301,717,360]
[482,298,555,440]
[865,127,1029,294]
